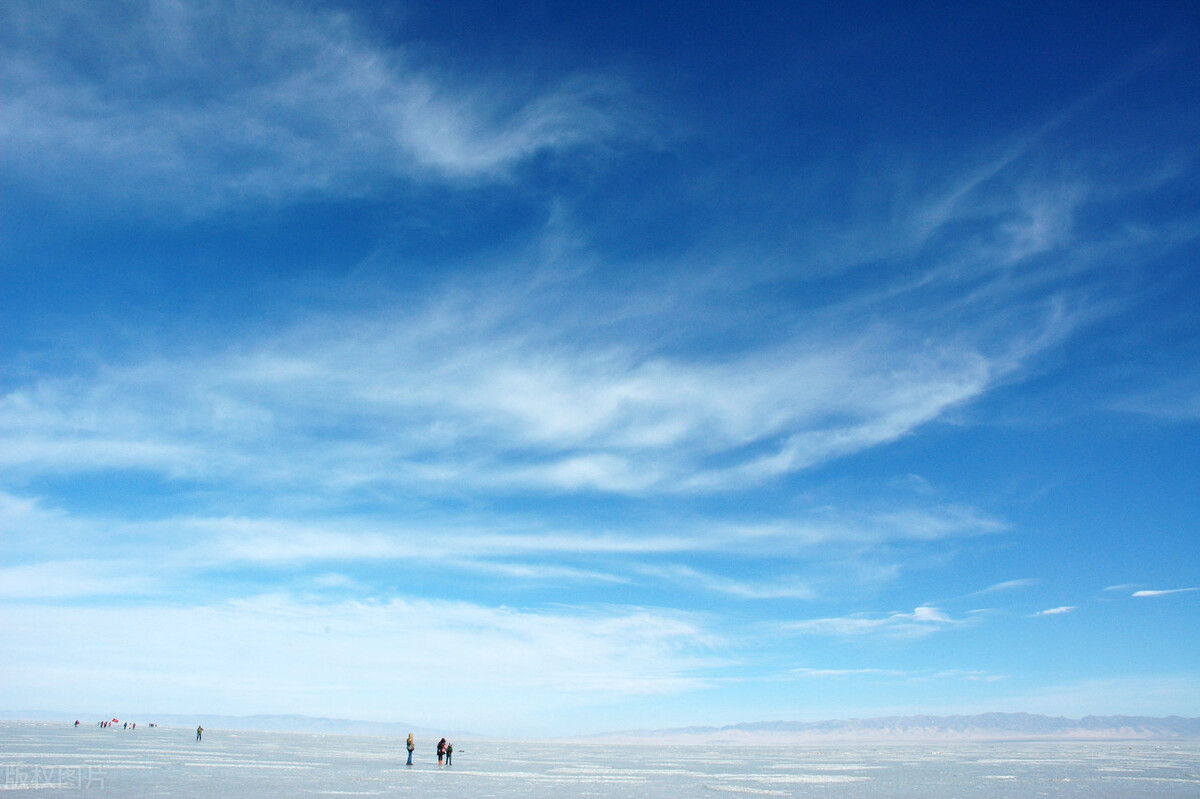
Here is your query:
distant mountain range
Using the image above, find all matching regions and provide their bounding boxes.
[596,713,1200,743]
[6,710,1199,741]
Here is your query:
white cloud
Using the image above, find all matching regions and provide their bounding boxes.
[789,667,903,679]
[0,1,641,212]
[197,518,697,565]
[891,473,935,495]
[783,606,966,638]
[972,578,1037,595]
[638,564,816,600]
[1112,376,1200,420]
[453,560,628,584]
[1031,606,1076,616]
[0,275,1036,499]
[928,669,1009,683]
[786,666,1007,683]
[0,488,1008,605]
[1133,588,1198,597]
[868,506,1005,541]
[710,506,1005,552]
[0,481,1005,558]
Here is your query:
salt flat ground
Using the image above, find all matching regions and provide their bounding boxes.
[2,721,1198,798]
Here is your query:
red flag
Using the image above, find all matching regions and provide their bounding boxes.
[112,718,119,723]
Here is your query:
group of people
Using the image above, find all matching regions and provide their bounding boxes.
[82,719,152,729]
[405,734,453,766]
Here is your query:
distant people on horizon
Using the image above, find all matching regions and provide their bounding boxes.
[75,720,79,727]
[406,733,415,766]
[445,741,453,766]
[437,737,446,766]
[196,725,204,741]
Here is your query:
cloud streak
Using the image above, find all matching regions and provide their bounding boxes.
[0,489,1005,604]
[788,667,1006,683]
[973,579,1037,595]
[0,257,1066,501]
[0,0,641,212]
[783,607,968,639]
[1133,588,1199,598]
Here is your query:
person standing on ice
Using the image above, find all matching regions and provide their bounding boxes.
[437,738,446,766]
[196,725,203,741]
[406,733,415,766]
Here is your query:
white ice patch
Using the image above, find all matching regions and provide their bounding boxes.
[704,786,786,796]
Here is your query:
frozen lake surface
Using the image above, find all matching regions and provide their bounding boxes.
[3,721,1199,797]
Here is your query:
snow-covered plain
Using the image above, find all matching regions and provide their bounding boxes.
[2,721,1198,797]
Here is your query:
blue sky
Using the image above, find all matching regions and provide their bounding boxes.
[1,0,1198,737]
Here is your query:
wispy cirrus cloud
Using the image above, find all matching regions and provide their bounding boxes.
[0,11,1127,503]
[0,257,1065,499]
[1031,606,1076,617]
[0,488,1005,603]
[972,578,1037,595]
[700,507,1004,555]
[790,667,903,678]
[783,606,968,639]
[637,564,816,600]
[2,472,1017,694]
[1133,588,1199,598]
[1111,376,1200,420]
[0,0,643,212]
[789,667,1007,683]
